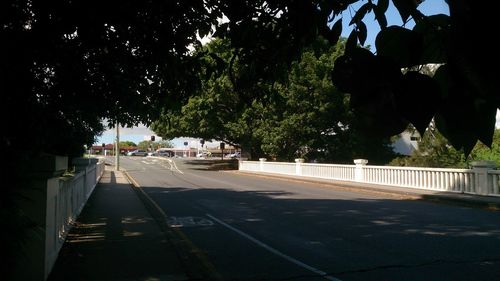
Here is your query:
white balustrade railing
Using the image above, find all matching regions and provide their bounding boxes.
[362,166,475,193]
[239,159,498,196]
[56,161,105,246]
[488,170,500,195]
[302,163,355,181]
[262,162,296,175]
[239,161,261,172]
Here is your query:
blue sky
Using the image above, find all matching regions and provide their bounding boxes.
[95,124,207,148]
[96,1,499,147]
[339,0,449,49]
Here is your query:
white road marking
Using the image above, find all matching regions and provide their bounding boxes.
[167,216,214,228]
[206,214,341,281]
[167,159,184,174]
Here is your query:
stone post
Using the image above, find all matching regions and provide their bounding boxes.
[471,160,497,195]
[72,157,98,172]
[354,159,368,182]
[295,158,304,176]
[259,158,267,172]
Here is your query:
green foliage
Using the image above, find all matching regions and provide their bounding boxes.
[215,0,499,155]
[157,140,175,148]
[334,2,498,154]
[120,141,137,147]
[4,1,498,276]
[469,129,500,167]
[137,141,152,151]
[390,124,500,168]
[153,38,396,163]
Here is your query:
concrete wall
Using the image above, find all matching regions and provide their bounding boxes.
[14,155,105,281]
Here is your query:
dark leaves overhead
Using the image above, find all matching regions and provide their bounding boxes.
[394,71,441,135]
[392,0,423,23]
[434,65,498,153]
[332,47,408,137]
[1,0,221,157]
[2,0,498,159]
[375,26,423,67]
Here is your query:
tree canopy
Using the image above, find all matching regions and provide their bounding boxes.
[152,37,396,163]
[390,124,500,168]
[2,0,496,160]
[2,1,498,278]
[214,0,498,155]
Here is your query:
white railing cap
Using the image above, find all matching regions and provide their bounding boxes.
[471,160,497,169]
[354,159,369,165]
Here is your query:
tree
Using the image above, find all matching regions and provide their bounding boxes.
[137,140,153,151]
[120,141,137,147]
[256,39,395,163]
[1,0,223,161]
[2,1,498,277]
[152,38,269,158]
[390,124,500,168]
[390,122,467,168]
[3,0,497,164]
[1,2,221,277]
[157,140,175,149]
[152,37,396,163]
[469,129,500,167]
[214,0,498,155]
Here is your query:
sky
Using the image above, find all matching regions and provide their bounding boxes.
[96,1,500,147]
[95,123,219,148]
[339,0,450,49]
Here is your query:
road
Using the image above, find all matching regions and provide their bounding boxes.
[109,156,500,281]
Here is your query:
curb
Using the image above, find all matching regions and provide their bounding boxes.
[122,170,222,280]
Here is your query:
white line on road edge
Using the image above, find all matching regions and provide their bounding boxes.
[206,214,341,281]
[166,159,184,174]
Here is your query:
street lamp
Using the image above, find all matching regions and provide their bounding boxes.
[115,123,120,171]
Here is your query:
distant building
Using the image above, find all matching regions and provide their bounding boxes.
[392,131,420,156]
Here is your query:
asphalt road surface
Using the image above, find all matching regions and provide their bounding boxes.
[109,156,500,281]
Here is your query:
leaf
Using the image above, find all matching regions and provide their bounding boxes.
[373,7,388,29]
[433,63,497,152]
[434,112,477,156]
[213,22,230,38]
[473,99,497,148]
[352,95,409,138]
[349,2,374,25]
[413,14,450,64]
[377,0,389,13]
[332,48,375,94]
[330,18,343,44]
[375,26,423,67]
[433,70,478,155]
[392,0,421,23]
[394,71,441,135]
[357,21,367,46]
[198,23,213,39]
[345,29,358,55]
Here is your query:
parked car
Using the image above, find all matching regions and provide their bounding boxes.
[197,151,212,158]
[229,152,241,158]
[127,149,147,156]
[156,149,173,157]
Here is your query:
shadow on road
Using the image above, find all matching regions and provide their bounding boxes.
[184,159,239,171]
[140,181,500,281]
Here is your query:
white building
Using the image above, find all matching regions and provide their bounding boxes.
[392,130,420,155]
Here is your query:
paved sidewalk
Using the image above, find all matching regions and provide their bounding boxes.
[47,167,190,281]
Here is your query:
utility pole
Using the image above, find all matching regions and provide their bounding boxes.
[115,123,120,171]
